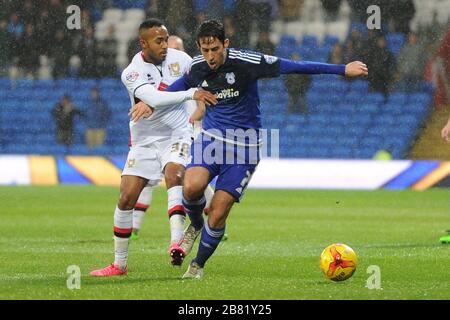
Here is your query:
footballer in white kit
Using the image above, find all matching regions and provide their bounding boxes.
[90,19,218,277]
[122,48,194,183]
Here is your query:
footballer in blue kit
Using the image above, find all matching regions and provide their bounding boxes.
[148,19,368,279]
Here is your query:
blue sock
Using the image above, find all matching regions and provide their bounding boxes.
[193,223,225,267]
[182,195,205,230]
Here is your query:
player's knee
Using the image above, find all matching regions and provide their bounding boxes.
[118,192,137,211]
[165,173,182,189]
[182,182,203,202]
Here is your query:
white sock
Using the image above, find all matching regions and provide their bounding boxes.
[133,186,154,231]
[132,210,146,231]
[113,206,133,269]
[167,186,186,244]
[204,184,214,211]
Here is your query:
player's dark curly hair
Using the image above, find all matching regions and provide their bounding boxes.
[197,19,225,44]
[139,18,164,33]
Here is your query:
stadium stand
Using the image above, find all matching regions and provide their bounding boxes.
[0,0,448,159]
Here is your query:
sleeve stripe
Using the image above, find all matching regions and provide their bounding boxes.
[229,56,261,64]
[229,49,261,59]
[133,83,150,96]
[229,55,261,63]
[192,55,205,62]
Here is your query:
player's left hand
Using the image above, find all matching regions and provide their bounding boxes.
[129,101,154,122]
[345,61,368,77]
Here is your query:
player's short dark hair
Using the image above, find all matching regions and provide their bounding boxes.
[197,19,225,44]
[139,18,164,33]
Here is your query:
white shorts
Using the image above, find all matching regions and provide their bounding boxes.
[122,128,193,184]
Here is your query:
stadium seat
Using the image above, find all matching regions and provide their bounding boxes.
[279,35,297,48]
[301,35,319,48]
[386,33,406,56]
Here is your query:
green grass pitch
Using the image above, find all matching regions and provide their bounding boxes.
[0,185,449,300]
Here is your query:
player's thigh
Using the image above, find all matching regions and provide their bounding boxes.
[207,190,236,229]
[183,166,212,201]
[215,163,258,203]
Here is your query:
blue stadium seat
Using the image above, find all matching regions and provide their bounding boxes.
[388,92,407,105]
[366,93,385,105]
[330,147,353,159]
[322,35,340,47]
[301,35,319,48]
[349,80,369,92]
[280,34,297,48]
[407,92,432,106]
[386,33,406,56]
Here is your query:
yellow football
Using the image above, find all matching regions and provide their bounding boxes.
[320,243,357,281]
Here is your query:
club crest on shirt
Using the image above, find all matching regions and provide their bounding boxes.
[126,71,139,82]
[127,159,135,168]
[226,72,235,85]
[169,62,181,77]
[264,55,278,64]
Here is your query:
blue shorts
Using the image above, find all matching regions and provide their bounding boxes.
[187,133,260,202]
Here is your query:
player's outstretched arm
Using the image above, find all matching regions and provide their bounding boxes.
[441,117,450,143]
[278,59,368,78]
[129,91,217,122]
[345,61,368,77]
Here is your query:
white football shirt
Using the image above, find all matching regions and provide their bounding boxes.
[121,48,195,147]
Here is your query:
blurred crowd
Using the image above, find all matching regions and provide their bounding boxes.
[0,0,448,103]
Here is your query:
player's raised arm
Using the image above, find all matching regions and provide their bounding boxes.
[278,58,368,78]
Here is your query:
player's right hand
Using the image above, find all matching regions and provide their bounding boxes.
[193,89,218,106]
[441,123,450,143]
[129,101,154,122]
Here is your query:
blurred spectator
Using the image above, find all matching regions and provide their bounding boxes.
[249,0,279,33]
[168,35,185,52]
[96,25,118,77]
[7,13,24,55]
[47,0,65,40]
[19,0,37,25]
[19,24,39,79]
[52,95,82,147]
[397,32,426,92]
[343,40,358,63]
[78,26,98,78]
[223,16,239,48]
[0,19,9,76]
[127,36,140,62]
[347,0,371,22]
[284,53,311,115]
[193,0,235,21]
[255,31,275,56]
[390,0,415,34]
[35,9,52,56]
[328,43,344,65]
[279,0,302,22]
[85,87,111,151]
[320,0,342,22]
[366,36,396,101]
[51,30,72,78]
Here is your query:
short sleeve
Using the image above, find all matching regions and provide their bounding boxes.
[249,52,281,79]
[121,68,149,97]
